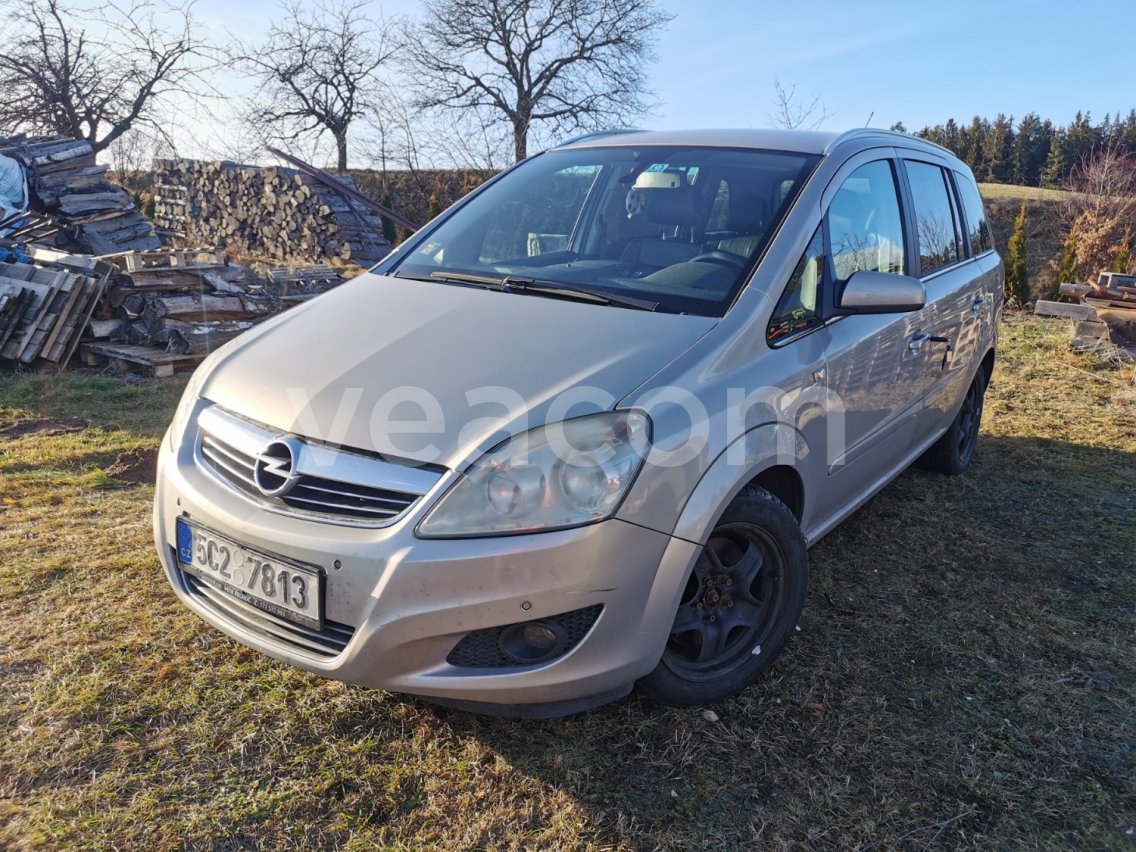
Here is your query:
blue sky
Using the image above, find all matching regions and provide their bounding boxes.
[647,0,1136,132]
[189,0,1136,161]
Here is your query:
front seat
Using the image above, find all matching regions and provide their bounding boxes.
[620,188,703,274]
[716,195,768,258]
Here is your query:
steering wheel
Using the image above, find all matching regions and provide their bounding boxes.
[690,250,746,269]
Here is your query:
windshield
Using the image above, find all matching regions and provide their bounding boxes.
[391,145,820,316]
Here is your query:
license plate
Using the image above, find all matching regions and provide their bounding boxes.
[176,518,323,629]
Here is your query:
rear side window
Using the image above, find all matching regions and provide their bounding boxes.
[904,160,962,275]
[827,160,906,284]
[954,174,992,255]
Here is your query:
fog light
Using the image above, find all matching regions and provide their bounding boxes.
[499,619,568,663]
[522,623,557,650]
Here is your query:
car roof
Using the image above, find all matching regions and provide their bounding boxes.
[552,127,955,160]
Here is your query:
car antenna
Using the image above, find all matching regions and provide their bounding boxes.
[864,111,874,127]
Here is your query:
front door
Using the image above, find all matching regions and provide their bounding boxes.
[817,156,929,518]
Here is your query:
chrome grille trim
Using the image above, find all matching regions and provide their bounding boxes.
[175,561,354,659]
[195,405,444,527]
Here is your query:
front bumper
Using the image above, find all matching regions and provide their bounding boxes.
[153,431,700,711]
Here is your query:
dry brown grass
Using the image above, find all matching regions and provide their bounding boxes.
[1,315,1133,849]
[978,183,1069,203]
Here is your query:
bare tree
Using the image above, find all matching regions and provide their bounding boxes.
[233,0,397,173]
[0,0,214,154]
[1060,142,1136,274]
[768,78,830,130]
[403,0,671,163]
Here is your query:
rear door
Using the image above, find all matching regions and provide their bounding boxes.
[899,156,985,436]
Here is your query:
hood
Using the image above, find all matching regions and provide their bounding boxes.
[199,273,715,469]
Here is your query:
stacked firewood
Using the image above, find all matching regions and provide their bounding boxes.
[0,136,161,254]
[152,158,390,266]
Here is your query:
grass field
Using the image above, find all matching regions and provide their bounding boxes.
[978,183,1068,204]
[1,315,1133,850]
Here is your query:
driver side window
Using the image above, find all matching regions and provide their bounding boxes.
[827,160,906,283]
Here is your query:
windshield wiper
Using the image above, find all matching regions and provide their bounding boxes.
[428,271,658,312]
[503,279,659,312]
[426,270,504,288]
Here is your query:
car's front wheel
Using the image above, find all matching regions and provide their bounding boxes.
[638,486,809,707]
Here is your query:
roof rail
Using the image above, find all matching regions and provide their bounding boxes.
[554,128,642,148]
[826,127,953,156]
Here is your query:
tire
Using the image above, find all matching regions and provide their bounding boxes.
[638,486,809,707]
[916,369,987,475]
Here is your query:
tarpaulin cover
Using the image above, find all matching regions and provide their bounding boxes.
[0,154,28,224]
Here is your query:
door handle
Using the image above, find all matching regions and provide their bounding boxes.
[908,332,931,353]
[971,297,989,316]
[909,333,952,367]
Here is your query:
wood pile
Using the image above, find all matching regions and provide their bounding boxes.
[0,247,110,367]
[0,136,161,254]
[152,158,390,266]
[83,248,285,362]
[1035,272,1136,359]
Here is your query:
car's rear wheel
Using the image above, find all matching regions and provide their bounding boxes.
[638,487,808,707]
[916,369,987,475]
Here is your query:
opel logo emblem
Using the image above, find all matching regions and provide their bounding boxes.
[253,436,303,497]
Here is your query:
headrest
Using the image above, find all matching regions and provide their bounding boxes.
[644,188,702,227]
[726,196,766,232]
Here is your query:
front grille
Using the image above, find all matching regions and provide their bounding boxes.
[447,605,604,668]
[201,433,417,521]
[176,562,354,659]
[195,405,444,526]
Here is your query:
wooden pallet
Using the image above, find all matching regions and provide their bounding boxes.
[114,248,227,273]
[267,264,343,291]
[79,341,205,377]
[0,264,102,364]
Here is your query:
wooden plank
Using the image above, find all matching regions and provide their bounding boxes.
[1058,282,1093,298]
[121,248,226,273]
[1098,271,1136,289]
[26,246,99,271]
[57,266,111,367]
[1034,300,1098,320]
[80,340,204,377]
[0,277,56,360]
[0,286,31,351]
[37,273,86,358]
[1084,296,1136,311]
[1074,319,1108,340]
[18,273,80,363]
[0,291,26,348]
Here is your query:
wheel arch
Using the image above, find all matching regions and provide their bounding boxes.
[980,346,996,385]
[671,422,813,546]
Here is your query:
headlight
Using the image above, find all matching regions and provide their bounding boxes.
[417,411,651,537]
[164,358,214,448]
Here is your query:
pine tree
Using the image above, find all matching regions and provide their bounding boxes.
[1053,228,1080,298]
[427,192,441,221]
[982,114,1014,182]
[1042,132,1068,187]
[1115,226,1132,274]
[1005,201,1030,304]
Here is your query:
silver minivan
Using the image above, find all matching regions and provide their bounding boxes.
[154,128,1002,717]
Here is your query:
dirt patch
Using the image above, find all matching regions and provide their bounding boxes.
[103,446,159,485]
[0,417,87,439]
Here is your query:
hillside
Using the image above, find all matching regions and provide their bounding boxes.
[980,183,1067,298]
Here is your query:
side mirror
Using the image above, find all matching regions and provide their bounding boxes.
[835,270,925,315]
